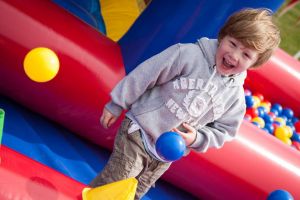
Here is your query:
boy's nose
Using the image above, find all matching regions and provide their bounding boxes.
[228,53,238,63]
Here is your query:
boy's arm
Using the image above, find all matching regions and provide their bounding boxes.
[189,98,246,152]
[106,44,182,117]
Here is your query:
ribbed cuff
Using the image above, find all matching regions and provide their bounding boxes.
[105,101,123,117]
[188,131,205,149]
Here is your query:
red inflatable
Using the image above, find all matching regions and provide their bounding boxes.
[166,122,300,199]
[0,146,85,200]
[0,0,125,149]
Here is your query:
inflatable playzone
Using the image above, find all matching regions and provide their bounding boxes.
[1,0,299,199]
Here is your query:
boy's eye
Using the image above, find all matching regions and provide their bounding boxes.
[230,41,236,47]
[244,53,250,59]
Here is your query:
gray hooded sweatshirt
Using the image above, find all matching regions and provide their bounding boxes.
[106,38,246,161]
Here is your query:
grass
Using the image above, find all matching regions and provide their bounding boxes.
[274,1,300,59]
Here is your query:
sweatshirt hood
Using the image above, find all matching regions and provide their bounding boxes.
[197,37,246,87]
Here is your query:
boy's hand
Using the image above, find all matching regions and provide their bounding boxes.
[172,123,197,146]
[100,108,117,129]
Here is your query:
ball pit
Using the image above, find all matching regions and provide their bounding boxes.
[244,88,300,151]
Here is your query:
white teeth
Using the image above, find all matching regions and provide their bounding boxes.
[223,58,234,68]
[226,60,232,65]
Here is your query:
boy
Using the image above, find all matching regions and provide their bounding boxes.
[90,8,280,199]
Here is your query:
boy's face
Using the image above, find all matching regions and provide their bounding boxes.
[216,36,259,76]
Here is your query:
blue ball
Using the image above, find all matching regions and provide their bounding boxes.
[263,114,274,124]
[279,115,288,122]
[264,123,274,134]
[281,108,294,119]
[286,121,295,132]
[257,106,266,117]
[291,132,300,142]
[267,189,294,200]
[156,131,186,161]
[245,95,255,108]
[270,108,279,117]
[271,103,283,115]
[292,117,299,124]
[251,121,260,128]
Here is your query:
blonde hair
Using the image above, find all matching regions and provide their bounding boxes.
[218,8,281,68]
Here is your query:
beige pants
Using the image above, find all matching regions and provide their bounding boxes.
[89,118,171,200]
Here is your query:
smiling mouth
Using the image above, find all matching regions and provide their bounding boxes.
[223,58,235,69]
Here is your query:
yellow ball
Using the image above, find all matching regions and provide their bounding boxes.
[24,47,60,82]
[283,125,293,138]
[278,137,292,146]
[252,96,261,108]
[252,117,265,128]
[259,102,271,113]
[274,117,286,126]
[275,126,290,140]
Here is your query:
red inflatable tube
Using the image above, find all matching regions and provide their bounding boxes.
[1,0,300,199]
[0,0,125,149]
[166,122,300,199]
[0,146,85,200]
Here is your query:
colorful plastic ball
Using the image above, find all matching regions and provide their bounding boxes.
[263,114,274,124]
[245,96,255,108]
[281,108,294,119]
[267,189,294,200]
[274,117,286,126]
[246,107,259,118]
[291,132,300,142]
[291,117,299,124]
[156,131,186,161]
[260,101,271,112]
[268,112,277,120]
[252,117,265,128]
[271,103,283,115]
[286,121,295,132]
[244,88,252,96]
[273,123,280,130]
[252,96,261,108]
[264,123,274,134]
[251,121,260,128]
[280,115,289,122]
[294,121,300,133]
[275,126,290,140]
[284,126,293,138]
[23,47,60,82]
[253,92,264,102]
[273,121,282,127]
[243,114,252,121]
[279,137,292,145]
[270,108,279,117]
[257,106,267,117]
